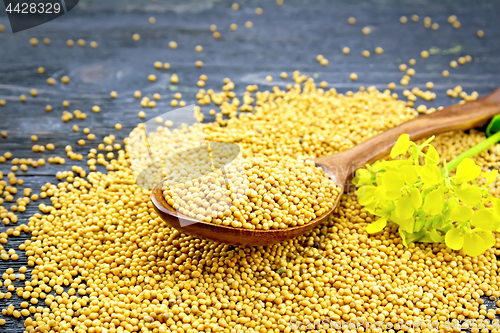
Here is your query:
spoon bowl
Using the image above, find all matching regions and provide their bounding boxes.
[152,87,500,246]
[151,171,343,246]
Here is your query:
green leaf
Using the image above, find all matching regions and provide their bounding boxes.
[429,229,444,243]
[425,146,440,165]
[463,231,486,257]
[470,209,499,231]
[400,165,419,185]
[486,114,500,137]
[424,213,434,228]
[381,171,404,191]
[418,233,435,243]
[390,134,411,159]
[401,229,428,245]
[395,195,414,220]
[421,164,442,185]
[455,158,482,183]
[441,222,454,233]
[445,227,465,250]
[443,199,459,222]
[409,187,422,209]
[422,187,444,215]
[449,205,473,222]
[430,215,444,229]
[482,170,498,186]
[377,199,395,215]
[366,216,388,234]
[455,185,482,206]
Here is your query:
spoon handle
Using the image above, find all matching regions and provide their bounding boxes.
[316,87,500,177]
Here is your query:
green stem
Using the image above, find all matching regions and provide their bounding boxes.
[445,130,500,172]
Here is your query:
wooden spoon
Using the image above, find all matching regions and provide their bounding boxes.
[152,87,500,246]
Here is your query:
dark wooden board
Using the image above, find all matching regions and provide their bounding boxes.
[0,0,500,331]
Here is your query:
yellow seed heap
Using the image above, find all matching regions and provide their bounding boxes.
[203,80,417,159]
[162,157,339,229]
[2,78,500,333]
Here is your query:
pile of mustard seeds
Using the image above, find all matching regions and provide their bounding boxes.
[1,81,498,333]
